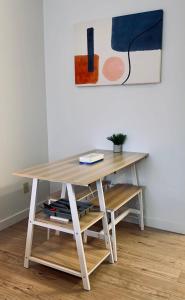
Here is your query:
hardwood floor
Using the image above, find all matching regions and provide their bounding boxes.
[0,220,185,300]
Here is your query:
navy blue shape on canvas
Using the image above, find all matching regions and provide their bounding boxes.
[111,10,163,52]
[87,27,94,72]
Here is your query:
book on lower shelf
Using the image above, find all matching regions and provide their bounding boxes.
[50,215,69,223]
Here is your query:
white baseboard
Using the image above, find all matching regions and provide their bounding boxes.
[126,215,185,235]
[0,200,45,232]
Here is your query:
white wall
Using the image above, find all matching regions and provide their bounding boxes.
[0,0,49,230]
[44,0,185,233]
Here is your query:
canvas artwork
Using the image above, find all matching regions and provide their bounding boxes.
[74,10,163,86]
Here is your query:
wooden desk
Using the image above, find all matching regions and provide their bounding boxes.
[14,149,147,186]
[14,150,148,290]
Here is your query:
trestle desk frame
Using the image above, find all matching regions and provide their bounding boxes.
[14,150,147,290]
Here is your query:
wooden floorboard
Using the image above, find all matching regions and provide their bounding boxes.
[0,220,185,300]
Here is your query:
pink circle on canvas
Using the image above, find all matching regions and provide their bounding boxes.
[102,57,125,81]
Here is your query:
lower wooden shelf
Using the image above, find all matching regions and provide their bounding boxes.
[92,184,141,212]
[31,235,110,276]
[35,211,104,234]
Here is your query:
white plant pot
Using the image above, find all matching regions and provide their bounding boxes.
[113,144,123,153]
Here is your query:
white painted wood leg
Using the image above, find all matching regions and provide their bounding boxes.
[139,190,144,230]
[24,178,38,268]
[67,183,90,291]
[96,179,114,263]
[110,211,117,262]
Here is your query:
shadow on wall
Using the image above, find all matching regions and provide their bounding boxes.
[0,181,50,231]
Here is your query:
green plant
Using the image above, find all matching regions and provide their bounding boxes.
[107,133,127,145]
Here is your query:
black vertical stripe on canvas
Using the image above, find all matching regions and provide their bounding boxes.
[87,27,94,72]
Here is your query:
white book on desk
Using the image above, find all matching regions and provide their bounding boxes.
[79,153,104,164]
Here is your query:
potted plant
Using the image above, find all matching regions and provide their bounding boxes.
[107,133,127,153]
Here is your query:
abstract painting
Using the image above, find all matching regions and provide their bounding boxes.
[74,10,163,86]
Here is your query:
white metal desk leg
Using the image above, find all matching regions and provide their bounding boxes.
[67,183,90,291]
[24,178,38,268]
[96,179,114,263]
[47,199,51,240]
[131,164,139,186]
[131,164,144,230]
[139,190,144,230]
[83,231,88,243]
[110,211,117,262]
[61,183,67,198]
[55,183,67,237]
